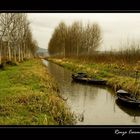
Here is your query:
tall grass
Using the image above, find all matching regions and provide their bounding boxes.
[73,42,140,70]
[49,41,140,68]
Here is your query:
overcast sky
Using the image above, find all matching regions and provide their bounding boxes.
[27,13,140,51]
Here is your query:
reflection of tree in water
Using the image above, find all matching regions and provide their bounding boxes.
[47,62,70,83]
[47,62,72,93]
[70,82,99,101]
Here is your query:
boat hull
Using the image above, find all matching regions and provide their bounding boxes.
[116,90,140,107]
[116,99,140,115]
[72,75,106,85]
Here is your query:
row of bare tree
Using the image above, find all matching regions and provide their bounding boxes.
[0,13,37,65]
[48,21,102,57]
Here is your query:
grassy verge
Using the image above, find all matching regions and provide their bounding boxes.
[0,59,76,125]
[47,57,140,96]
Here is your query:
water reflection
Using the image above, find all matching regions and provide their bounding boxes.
[116,99,140,122]
[43,60,140,125]
[116,99,140,116]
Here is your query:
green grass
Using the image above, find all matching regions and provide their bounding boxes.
[47,58,140,96]
[0,59,76,125]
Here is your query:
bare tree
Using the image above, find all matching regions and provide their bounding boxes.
[0,13,15,64]
[0,13,38,66]
[48,21,102,58]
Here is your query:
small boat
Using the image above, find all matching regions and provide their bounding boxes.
[72,72,106,85]
[116,89,140,106]
[116,99,140,116]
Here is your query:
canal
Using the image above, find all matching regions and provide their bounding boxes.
[43,59,140,125]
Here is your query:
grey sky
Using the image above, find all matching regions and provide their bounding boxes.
[27,13,140,51]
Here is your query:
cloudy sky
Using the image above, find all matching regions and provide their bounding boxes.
[27,13,140,51]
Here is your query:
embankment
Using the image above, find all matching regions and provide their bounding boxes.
[0,59,75,125]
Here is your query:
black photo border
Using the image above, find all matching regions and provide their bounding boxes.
[0,0,140,137]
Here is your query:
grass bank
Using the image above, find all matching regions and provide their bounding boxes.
[47,58,140,96]
[0,59,75,125]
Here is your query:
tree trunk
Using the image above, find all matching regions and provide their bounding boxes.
[21,49,23,61]
[0,50,1,65]
[18,45,21,62]
[28,50,31,58]
[0,42,2,64]
[8,42,11,61]
[76,42,79,57]
[63,44,65,58]
[14,46,17,63]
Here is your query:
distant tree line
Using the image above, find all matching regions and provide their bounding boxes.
[0,13,37,66]
[48,21,102,57]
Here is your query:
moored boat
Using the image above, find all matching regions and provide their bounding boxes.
[72,72,106,85]
[116,89,140,106]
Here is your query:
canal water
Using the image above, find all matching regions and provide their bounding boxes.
[42,59,140,125]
